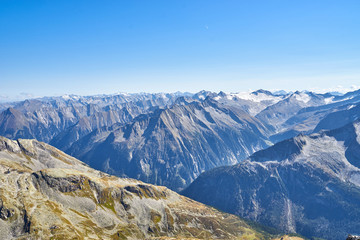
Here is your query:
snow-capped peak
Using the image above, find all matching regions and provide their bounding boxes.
[292,91,311,103]
[230,90,283,103]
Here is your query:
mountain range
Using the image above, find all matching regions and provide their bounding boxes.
[2,90,360,191]
[1,89,360,239]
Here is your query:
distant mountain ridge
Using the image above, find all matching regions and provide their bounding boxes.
[1,89,360,191]
[0,92,188,143]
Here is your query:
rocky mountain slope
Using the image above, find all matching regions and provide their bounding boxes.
[183,120,360,240]
[67,98,271,191]
[0,136,275,240]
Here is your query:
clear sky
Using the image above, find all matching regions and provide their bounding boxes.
[1,0,360,101]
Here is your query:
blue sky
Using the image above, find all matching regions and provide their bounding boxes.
[1,0,360,101]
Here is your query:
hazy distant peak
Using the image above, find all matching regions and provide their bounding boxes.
[252,89,274,95]
[271,90,293,96]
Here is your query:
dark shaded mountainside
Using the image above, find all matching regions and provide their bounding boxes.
[1,89,360,192]
[183,120,360,240]
[0,136,279,240]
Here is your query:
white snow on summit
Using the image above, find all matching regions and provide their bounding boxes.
[231,91,283,103]
[293,92,311,103]
[324,96,335,104]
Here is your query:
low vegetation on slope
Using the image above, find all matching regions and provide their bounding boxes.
[0,137,279,239]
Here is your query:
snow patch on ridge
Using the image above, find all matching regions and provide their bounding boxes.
[293,92,311,103]
[349,173,360,187]
[324,97,335,104]
[354,122,360,145]
[229,92,283,103]
[348,105,356,110]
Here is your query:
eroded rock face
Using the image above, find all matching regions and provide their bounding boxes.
[0,199,15,221]
[0,136,269,239]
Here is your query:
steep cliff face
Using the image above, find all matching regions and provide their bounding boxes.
[68,99,271,191]
[183,121,360,240]
[0,137,271,240]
